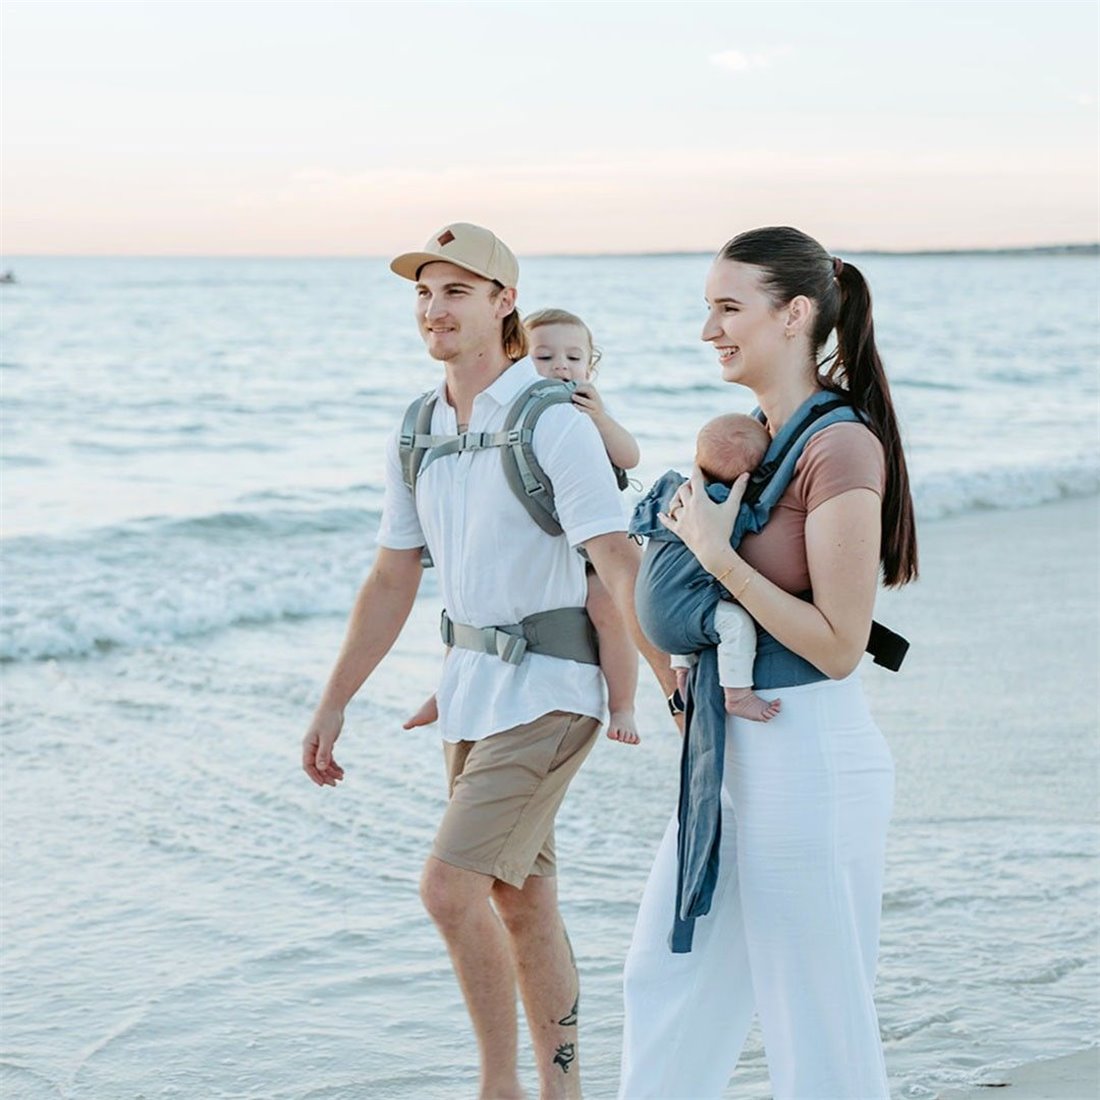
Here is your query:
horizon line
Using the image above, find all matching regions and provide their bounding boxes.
[1,242,1097,262]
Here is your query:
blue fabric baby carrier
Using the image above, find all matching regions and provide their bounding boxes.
[628,390,909,952]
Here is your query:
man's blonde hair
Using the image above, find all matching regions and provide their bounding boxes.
[494,286,529,362]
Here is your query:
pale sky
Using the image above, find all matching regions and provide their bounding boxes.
[1,0,1097,255]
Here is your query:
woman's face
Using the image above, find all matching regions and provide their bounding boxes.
[701,259,789,388]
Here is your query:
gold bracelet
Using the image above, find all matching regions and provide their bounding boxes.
[731,569,755,601]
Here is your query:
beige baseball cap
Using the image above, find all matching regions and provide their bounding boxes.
[390,222,519,287]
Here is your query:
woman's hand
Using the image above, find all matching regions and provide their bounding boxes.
[658,467,746,574]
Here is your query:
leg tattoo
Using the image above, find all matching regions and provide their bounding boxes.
[553,1042,576,1074]
[558,993,578,1028]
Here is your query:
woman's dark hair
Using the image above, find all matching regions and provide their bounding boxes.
[720,226,918,585]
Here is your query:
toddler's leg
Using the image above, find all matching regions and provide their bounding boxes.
[403,692,439,729]
[587,571,639,744]
[716,602,781,723]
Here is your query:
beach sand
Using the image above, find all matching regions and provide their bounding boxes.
[864,494,1098,825]
[1,495,1096,1099]
[936,1047,1099,1099]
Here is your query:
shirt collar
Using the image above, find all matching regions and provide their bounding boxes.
[482,358,538,406]
[434,358,538,408]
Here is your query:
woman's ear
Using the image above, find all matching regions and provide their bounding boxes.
[784,295,813,339]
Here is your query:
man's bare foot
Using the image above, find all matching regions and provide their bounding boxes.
[723,686,781,722]
[606,709,640,745]
[402,694,439,729]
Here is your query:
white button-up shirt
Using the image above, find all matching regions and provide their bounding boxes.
[377,359,626,742]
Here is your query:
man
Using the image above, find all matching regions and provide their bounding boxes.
[301,223,672,1100]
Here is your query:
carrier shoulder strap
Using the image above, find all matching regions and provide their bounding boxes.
[499,379,578,535]
[736,390,910,672]
[743,395,860,508]
[398,378,626,541]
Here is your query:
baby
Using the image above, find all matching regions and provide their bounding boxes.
[405,308,644,744]
[670,413,782,722]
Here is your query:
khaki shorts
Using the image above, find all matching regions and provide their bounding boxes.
[432,710,601,888]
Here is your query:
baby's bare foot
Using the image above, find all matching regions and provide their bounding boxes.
[403,694,439,730]
[723,686,781,723]
[607,709,640,745]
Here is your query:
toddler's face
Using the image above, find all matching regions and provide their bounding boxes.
[529,323,592,382]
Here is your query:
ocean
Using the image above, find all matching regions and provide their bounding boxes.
[1,253,1098,1099]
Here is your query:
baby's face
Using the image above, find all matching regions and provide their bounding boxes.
[529,323,592,382]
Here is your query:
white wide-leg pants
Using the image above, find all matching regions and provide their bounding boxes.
[619,674,894,1100]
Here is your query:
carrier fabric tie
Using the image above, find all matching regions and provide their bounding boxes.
[629,390,864,953]
[630,473,739,953]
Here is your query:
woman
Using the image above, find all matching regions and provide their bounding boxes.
[619,227,918,1099]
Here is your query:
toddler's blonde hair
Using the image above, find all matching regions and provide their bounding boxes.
[523,308,603,377]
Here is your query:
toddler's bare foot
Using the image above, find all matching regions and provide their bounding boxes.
[403,694,439,729]
[723,686,781,722]
[607,709,640,745]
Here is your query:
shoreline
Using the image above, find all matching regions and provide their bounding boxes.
[936,1048,1099,1099]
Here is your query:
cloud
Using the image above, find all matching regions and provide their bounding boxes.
[709,46,793,73]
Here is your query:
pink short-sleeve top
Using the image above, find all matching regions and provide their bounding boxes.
[738,421,886,595]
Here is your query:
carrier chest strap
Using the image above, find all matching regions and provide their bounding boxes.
[440,607,599,666]
[414,427,532,480]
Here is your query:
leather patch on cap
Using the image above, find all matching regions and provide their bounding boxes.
[437,229,456,247]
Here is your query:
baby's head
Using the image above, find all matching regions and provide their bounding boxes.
[695,414,770,486]
[525,308,602,383]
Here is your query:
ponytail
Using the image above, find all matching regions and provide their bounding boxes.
[720,227,919,586]
[826,262,918,586]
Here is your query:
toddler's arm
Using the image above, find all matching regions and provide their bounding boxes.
[572,382,641,470]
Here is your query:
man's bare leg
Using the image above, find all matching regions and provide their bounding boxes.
[420,857,526,1100]
[492,875,581,1100]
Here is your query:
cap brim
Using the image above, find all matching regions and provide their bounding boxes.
[389,251,501,284]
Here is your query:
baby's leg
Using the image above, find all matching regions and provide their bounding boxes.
[587,571,639,744]
[715,602,781,723]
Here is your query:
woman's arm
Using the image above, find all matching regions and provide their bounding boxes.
[660,469,880,680]
[572,383,641,469]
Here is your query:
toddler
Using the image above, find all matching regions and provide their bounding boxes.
[670,413,782,722]
[405,308,643,744]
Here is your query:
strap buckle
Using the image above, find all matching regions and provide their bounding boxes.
[493,630,527,665]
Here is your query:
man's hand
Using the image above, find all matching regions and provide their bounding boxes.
[302,706,346,787]
[299,546,424,789]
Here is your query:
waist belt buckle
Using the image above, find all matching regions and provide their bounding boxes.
[495,629,527,665]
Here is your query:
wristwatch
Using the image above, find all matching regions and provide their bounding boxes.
[667,688,685,716]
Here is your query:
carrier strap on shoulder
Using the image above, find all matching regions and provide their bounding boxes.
[500,379,580,536]
[398,377,629,555]
[743,396,854,507]
[732,390,910,671]
[440,606,599,666]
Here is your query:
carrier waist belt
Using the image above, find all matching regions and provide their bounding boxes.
[440,607,599,667]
